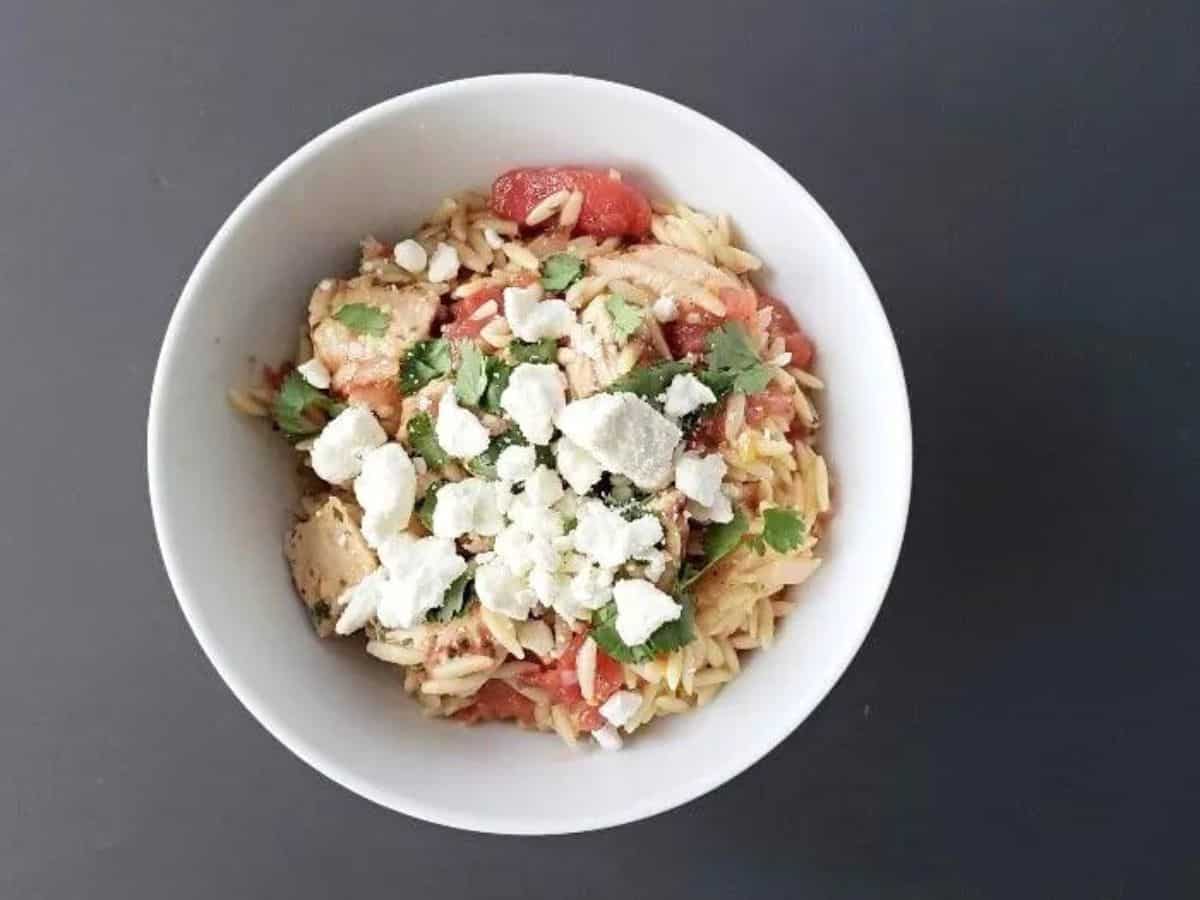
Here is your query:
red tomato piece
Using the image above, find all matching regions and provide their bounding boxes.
[758,293,815,369]
[262,362,293,391]
[442,285,503,340]
[718,287,758,325]
[746,386,796,427]
[520,630,623,708]
[577,706,605,733]
[491,167,652,238]
[456,680,535,726]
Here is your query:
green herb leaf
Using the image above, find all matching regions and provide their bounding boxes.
[455,341,488,406]
[507,338,558,365]
[606,294,644,342]
[467,427,526,480]
[480,356,512,413]
[607,360,692,402]
[705,323,771,395]
[406,411,448,469]
[416,482,442,531]
[428,566,474,623]
[272,370,344,437]
[399,339,452,394]
[540,253,584,291]
[589,595,695,663]
[762,507,806,554]
[679,508,749,588]
[333,302,391,337]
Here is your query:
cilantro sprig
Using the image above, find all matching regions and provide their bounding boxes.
[406,411,448,469]
[507,339,558,365]
[399,339,452,393]
[427,565,474,623]
[333,302,391,337]
[704,323,772,395]
[607,360,692,403]
[540,253,584,291]
[455,341,488,406]
[589,594,695,663]
[605,293,644,342]
[679,509,749,588]
[271,370,344,438]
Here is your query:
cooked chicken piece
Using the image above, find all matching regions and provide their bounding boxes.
[647,488,690,591]
[562,296,645,399]
[589,244,739,316]
[284,496,378,636]
[309,277,441,428]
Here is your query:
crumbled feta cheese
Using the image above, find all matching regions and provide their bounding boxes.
[482,227,504,250]
[310,406,387,484]
[503,283,576,341]
[334,568,387,635]
[354,444,416,526]
[674,452,727,508]
[599,690,643,728]
[435,390,490,459]
[494,525,558,576]
[687,486,734,524]
[528,567,569,607]
[524,465,564,507]
[555,393,681,490]
[640,549,669,582]
[662,373,717,419]
[474,559,537,620]
[495,444,537,483]
[506,493,565,538]
[500,363,566,445]
[592,724,623,751]
[426,242,460,283]
[554,562,614,620]
[651,295,678,323]
[373,536,467,628]
[432,478,508,538]
[296,357,331,390]
[554,437,603,495]
[613,578,682,645]
[572,499,663,569]
[393,239,428,273]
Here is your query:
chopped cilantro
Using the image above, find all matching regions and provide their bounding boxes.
[455,341,488,406]
[399,339,452,393]
[705,323,771,394]
[607,360,692,403]
[605,293,644,342]
[540,253,584,291]
[428,566,473,623]
[679,508,749,588]
[467,427,525,480]
[762,507,806,553]
[406,411,448,469]
[480,355,512,412]
[333,302,390,337]
[589,594,695,663]
[416,482,442,531]
[508,338,558,365]
[271,370,344,438]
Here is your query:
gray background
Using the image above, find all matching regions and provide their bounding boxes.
[2,1,1197,897]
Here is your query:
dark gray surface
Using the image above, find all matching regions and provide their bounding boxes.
[1,1,1197,896]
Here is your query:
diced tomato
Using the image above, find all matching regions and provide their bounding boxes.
[746,386,796,427]
[758,293,815,369]
[577,706,605,733]
[520,630,623,710]
[491,167,652,238]
[442,285,503,340]
[455,680,535,726]
[718,288,758,326]
[262,362,293,391]
[662,308,724,357]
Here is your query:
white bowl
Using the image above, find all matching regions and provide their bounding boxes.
[147,74,911,834]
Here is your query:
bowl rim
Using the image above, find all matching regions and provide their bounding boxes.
[147,72,912,834]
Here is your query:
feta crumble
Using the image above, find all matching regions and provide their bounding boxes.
[599,690,643,728]
[674,452,728,508]
[474,558,537,620]
[613,578,682,646]
[572,499,663,569]
[651,295,678,323]
[375,535,467,628]
[495,444,537,483]
[392,239,428,273]
[592,724,623,751]
[662,373,717,419]
[503,283,576,341]
[353,443,417,546]
[426,242,460,283]
[310,405,387,484]
[432,478,509,538]
[523,465,564,507]
[687,485,735,524]
[500,363,566,445]
[554,562,615,620]
[334,568,388,635]
[554,437,603,495]
[555,393,681,490]
[296,357,331,390]
[435,390,490,459]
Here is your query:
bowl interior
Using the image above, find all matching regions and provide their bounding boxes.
[148,75,910,834]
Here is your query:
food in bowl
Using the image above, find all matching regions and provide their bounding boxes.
[229,165,831,750]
